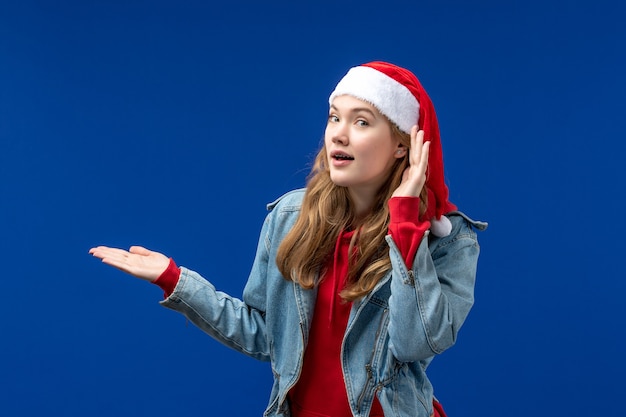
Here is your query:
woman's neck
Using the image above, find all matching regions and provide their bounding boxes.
[348,188,375,219]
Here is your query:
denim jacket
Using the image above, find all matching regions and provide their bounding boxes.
[160,189,487,417]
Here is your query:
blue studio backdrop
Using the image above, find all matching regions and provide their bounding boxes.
[1,1,625,416]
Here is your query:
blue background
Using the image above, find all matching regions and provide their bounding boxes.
[1,1,624,415]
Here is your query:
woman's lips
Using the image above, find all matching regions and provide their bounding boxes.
[329,150,354,166]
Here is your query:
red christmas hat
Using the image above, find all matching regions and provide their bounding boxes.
[329,61,457,236]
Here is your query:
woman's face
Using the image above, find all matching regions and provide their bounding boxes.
[325,95,403,204]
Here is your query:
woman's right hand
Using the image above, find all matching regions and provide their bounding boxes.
[89,245,170,282]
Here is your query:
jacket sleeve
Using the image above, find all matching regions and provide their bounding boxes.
[386,214,481,363]
[158,212,275,362]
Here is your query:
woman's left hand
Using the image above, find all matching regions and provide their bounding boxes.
[392,126,430,198]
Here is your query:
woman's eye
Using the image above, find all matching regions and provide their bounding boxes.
[328,115,339,123]
[356,119,369,127]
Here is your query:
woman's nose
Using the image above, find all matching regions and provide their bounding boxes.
[331,124,349,145]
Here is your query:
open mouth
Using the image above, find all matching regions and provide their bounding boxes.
[332,152,354,161]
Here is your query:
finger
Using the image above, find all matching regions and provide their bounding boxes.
[129,246,151,256]
[90,246,130,260]
[415,140,431,177]
[99,249,146,272]
[410,129,425,167]
[99,256,131,271]
[89,245,112,254]
[91,249,137,271]
[409,126,419,153]
[89,246,114,259]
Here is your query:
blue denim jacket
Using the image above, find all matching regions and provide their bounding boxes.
[160,189,487,417]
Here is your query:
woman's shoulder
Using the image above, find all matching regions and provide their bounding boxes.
[259,189,306,240]
[429,210,487,251]
[446,211,488,233]
[265,188,306,212]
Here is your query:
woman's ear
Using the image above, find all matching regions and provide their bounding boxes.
[394,147,407,158]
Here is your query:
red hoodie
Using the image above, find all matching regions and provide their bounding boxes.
[288,197,429,417]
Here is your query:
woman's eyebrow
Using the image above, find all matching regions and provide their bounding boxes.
[329,105,377,117]
[351,107,377,117]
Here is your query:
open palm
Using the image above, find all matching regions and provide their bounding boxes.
[89,245,170,282]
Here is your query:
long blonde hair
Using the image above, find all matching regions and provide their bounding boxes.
[276,122,427,301]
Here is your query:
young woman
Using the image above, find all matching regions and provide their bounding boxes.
[90,61,487,417]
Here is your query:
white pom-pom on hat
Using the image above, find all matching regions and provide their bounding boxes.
[430,216,452,238]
